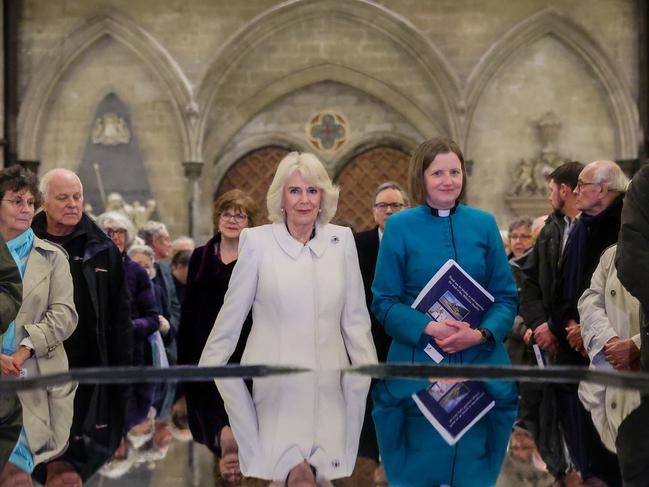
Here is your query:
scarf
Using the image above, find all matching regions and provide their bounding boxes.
[2,228,34,354]
[3,228,34,474]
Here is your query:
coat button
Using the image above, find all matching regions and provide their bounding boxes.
[611,401,617,409]
[610,290,616,297]
[332,460,340,468]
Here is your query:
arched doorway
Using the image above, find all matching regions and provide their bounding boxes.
[215,146,291,223]
[335,146,411,232]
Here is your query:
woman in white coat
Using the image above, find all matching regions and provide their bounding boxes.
[199,152,377,485]
[578,244,641,452]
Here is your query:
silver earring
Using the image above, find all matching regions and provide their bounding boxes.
[318,208,322,213]
[281,208,285,213]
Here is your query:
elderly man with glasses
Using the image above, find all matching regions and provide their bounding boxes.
[353,181,409,484]
[552,159,629,486]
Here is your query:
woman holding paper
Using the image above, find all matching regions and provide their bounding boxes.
[371,137,518,487]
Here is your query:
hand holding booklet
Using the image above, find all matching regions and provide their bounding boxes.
[411,259,494,363]
[410,259,496,445]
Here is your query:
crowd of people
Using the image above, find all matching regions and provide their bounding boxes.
[0,136,648,487]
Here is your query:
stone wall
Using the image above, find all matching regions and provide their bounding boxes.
[17,0,641,238]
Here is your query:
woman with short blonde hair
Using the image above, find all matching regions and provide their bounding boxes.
[266,152,339,225]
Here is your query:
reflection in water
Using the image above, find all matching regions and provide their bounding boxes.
[1,374,577,486]
[216,372,370,484]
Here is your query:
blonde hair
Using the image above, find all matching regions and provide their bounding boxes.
[266,152,339,224]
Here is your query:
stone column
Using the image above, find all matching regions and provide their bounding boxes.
[182,161,203,241]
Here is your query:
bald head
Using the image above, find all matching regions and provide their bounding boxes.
[575,160,628,215]
[586,160,629,192]
[40,168,84,236]
[40,168,83,204]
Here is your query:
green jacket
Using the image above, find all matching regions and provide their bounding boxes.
[0,234,22,333]
[0,234,23,472]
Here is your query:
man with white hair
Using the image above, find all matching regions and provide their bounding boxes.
[552,160,628,486]
[31,168,133,486]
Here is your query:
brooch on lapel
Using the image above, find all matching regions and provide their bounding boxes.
[331,236,340,244]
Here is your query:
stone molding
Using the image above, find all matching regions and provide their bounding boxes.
[17,12,198,163]
[329,131,419,176]
[197,0,461,154]
[201,64,442,163]
[464,7,639,159]
[211,133,310,192]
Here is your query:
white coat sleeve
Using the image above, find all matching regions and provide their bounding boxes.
[578,250,617,361]
[340,227,378,366]
[199,228,260,469]
[199,228,258,367]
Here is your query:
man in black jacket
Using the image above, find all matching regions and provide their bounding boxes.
[615,163,649,486]
[354,181,409,362]
[519,161,582,482]
[353,181,408,478]
[31,168,133,486]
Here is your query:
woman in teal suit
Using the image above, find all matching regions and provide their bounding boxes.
[371,137,518,487]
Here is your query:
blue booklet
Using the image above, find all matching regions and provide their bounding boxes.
[411,259,495,362]
[412,380,495,445]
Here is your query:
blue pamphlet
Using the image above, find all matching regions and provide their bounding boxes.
[412,380,495,445]
[411,259,495,363]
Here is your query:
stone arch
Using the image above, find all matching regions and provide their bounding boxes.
[17,12,196,162]
[201,64,437,162]
[464,8,639,158]
[197,0,460,157]
[330,131,418,176]
[212,133,310,190]
[334,145,412,231]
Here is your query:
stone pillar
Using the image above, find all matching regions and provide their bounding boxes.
[182,161,204,241]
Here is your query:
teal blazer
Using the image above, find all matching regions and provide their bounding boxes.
[371,204,518,487]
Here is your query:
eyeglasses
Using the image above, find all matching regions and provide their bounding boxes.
[374,202,405,212]
[576,180,603,189]
[1,197,36,208]
[510,233,532,240]
[106,228,127,237]
[221,212,247,223]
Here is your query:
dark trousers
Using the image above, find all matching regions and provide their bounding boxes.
[616,396,649,487]
[555,384,622,487]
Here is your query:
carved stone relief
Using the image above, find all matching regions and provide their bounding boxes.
[505,112,566,216]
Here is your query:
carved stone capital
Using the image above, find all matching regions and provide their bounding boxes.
[182,160,203,180]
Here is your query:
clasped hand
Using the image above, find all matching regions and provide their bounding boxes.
[604,337,640,371]
[0,346,31,377]
[424,320,482,354]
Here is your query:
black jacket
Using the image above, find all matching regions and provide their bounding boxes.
[354,226,391,362]
[617,165,649,372]
[32,212,133,480]
[553,195,624,365]
[519,212,566,334]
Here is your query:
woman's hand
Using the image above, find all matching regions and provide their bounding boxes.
[12,346,32,369]
[424,320,468,340]
[1,353,21,377]
[434,321,482,354]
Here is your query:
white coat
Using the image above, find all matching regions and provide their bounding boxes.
[199,222,377,482]
[578,245,641,453]
[0,237,78,466]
